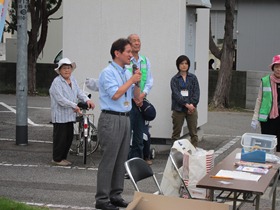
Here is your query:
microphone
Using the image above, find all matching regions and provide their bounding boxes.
[132,64,139,87]
[132,64,137,74]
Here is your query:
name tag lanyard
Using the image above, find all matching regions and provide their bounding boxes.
[180,76,188,97]
[111,63,129,107]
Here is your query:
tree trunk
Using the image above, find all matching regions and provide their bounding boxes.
[27,25,39,95]
[212,48,234,108]
[209,0,235,108]
[28,51,37,95]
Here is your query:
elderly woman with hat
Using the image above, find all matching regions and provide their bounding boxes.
[49,58,95,166]
[251,55,280,152]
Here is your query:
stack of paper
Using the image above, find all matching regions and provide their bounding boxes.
[215,170,261,181]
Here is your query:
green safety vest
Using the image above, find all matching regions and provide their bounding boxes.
[127,55,148,92]
[258,75,273,122]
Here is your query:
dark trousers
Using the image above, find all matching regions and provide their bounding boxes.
[171,109,198,147]
[260,115,280,152]
[53,122,74,161]
[128,101,144,159]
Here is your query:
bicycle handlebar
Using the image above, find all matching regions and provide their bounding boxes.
[77,102,89,110]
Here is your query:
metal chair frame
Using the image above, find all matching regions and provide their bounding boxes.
[124,157,163,195]
[169,150,192,198]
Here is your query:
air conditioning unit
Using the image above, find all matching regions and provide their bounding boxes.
[186,0,211,8]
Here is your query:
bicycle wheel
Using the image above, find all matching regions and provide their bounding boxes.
[70,120,83,155]
[87,122,99,155]
[83,135,87,164]
[69,134,79,155]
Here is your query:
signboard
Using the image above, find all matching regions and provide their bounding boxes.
[0,0,9,41]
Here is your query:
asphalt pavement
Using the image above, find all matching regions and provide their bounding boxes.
[0,94,279,210]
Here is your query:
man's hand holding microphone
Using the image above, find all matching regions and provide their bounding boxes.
[131,64,142,106]
[132,64,141,87]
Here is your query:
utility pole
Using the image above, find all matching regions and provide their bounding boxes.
[16,0,28,145]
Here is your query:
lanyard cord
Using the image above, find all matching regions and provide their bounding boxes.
[110,63,127,97]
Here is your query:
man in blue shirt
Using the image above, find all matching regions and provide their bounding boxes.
[95,38,141,210]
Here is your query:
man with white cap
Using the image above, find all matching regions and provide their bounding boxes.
[251,54,280,152]
[49,57,95,166]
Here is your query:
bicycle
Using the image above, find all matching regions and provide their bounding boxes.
[70,101,99,164]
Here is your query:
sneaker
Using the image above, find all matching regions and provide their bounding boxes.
[62,159,72,165]
[145,159,152,165]
[51,160,70,166]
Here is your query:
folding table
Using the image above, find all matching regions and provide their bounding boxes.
[197,148,280,210]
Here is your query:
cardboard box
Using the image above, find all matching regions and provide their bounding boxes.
[126,192,229,210]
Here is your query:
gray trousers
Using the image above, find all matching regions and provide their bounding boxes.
[95,112,131,204]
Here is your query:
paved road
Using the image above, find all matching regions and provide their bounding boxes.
[0,94,279,210]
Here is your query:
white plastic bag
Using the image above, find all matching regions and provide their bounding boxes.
[160,139,196,197]
[182,148,214,199]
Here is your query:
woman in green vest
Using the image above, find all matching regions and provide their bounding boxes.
[251,55,280,152]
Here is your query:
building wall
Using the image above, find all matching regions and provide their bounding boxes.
[236,0,280,72]
[246,71,267,109]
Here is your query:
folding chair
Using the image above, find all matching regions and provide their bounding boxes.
[124,157,163,195]
[169,149,192,198]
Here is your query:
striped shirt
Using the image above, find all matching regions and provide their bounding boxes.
[49,75,89,123]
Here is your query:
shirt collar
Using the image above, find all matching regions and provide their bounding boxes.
[130,55,143,63]
[111,61,126,73]
[176,72,189,78]
[59,74,72,82]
